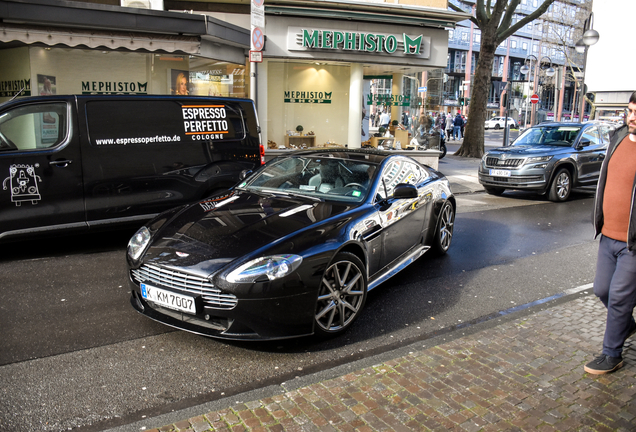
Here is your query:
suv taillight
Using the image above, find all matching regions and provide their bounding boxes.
[259,143,265,165]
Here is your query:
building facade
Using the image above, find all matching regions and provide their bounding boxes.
[0,0,468,151]
[439,0,594,126]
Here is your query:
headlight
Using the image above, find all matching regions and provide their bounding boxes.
[481,153,489,163]
[127,226,151,261]
[225,254,303,283]
[527,155,553,163]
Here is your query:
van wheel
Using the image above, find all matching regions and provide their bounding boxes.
[548,168,571,202]
[314,252,367,338]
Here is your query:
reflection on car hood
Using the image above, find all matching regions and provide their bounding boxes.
[488,145,569,156]
[143,190,352,272]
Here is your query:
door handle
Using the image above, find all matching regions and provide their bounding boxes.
[49,159,72,167]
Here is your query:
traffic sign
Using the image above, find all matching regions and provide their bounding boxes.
[530,94,539,104]
[249,51,263,62]
[251,26,264,51]
[418,86,426,92]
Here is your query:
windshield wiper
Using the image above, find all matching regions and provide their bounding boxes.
[261,189,322,202]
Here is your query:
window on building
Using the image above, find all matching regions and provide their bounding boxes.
[461,32,468,42]
[522,42,528,50]
[449,30,454,40]
[511,40,517,49]
[474,33,481,43]
[533,44,538,53]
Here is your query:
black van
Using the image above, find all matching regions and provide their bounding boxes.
[0,95,263,240]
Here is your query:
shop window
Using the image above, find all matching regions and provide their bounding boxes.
[0,103,68,151]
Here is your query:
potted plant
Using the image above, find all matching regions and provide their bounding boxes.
[296,125,304,136]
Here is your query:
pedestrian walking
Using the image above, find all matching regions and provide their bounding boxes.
[461,115,467,138]
[587,90,636,375]
[379,110,391,129]
[453,112,463,140]
[446,112,453,139]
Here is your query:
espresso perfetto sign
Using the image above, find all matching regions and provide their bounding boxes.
[288,27,431,58]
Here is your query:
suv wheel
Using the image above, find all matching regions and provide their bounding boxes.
[548,168,571,202]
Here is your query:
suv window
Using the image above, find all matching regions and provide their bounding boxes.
[0,103,68,152]
[581,127,601,146]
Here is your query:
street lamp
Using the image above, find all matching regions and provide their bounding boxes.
[575,27,600,121]
[520,55,555,127]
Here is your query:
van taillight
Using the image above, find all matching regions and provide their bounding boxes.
[260,144,265,165]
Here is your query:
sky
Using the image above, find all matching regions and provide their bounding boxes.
[585,0,633,93]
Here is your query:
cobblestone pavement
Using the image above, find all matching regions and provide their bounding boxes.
[141,294,636,432]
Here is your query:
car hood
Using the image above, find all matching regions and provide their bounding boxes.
[487,145,569,156]
[142,190,353,274]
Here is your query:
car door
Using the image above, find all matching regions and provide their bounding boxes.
[0,99,85,240]
[374,158,433,269]
[574,126,605,186]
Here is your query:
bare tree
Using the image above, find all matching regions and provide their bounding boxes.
[450,0,556,158]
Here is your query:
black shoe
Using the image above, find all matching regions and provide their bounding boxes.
[584,354,623,375]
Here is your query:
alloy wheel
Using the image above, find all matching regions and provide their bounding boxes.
[555,172,570,199]
[315,258,365,333]
[438,202,454,252]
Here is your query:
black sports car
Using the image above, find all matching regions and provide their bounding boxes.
[126,149,455,340]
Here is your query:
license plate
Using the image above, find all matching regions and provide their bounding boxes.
[489,169,511,177]
[141,283,197,314]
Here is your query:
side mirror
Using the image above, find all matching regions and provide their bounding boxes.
[393,183,418,199]
[239,169,253,181]
[577,138,591,149]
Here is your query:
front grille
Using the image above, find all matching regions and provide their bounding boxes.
[480,175,543,184]
[486,157,524,168]
[132,264,237,309]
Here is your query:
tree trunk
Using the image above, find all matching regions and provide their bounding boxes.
[454,44,497,158]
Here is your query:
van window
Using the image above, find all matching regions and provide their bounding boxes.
[86,100,247,147]
[0,103,68,152]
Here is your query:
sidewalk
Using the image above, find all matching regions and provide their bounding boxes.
[120,290,636,432]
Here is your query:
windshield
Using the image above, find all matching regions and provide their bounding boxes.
[512,125,581,147]
[240,155,378,203]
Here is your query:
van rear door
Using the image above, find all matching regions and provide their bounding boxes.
[0,99,85,240]
[79,97,256,225]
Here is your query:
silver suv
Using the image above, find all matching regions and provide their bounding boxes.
[478,122,611,202]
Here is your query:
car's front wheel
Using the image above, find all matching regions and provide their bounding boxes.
[431,201,455,256]
[314,252,367,337]
[494,124,501,130]
[548,168,571,202]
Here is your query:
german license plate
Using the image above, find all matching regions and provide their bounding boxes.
[489,169,511,177]
[140,283,197,314]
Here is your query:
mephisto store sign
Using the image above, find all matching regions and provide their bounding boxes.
[287,26,431,58]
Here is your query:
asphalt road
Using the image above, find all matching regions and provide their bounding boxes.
[0,167,600,432]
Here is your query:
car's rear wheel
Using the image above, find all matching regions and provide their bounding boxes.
[484,186,505,196]
[314,252,367,337]
[548,168,571,202]
[431,201,455,255]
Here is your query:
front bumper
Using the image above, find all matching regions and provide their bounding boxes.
[128,273,317,341]
[478,161,552,191]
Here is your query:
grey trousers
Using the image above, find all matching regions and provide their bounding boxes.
[594,235,636,357]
